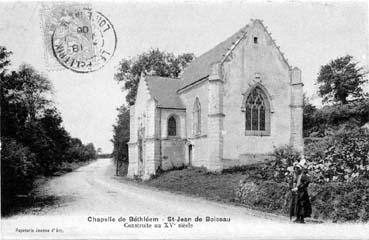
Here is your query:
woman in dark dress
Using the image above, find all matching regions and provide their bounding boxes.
[289,163,312,223]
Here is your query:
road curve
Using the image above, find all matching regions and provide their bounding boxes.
[2,158,368,239]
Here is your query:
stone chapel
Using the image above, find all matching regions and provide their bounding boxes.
[127,19,304,180]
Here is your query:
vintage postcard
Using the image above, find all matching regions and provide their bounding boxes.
[1,1,369,239]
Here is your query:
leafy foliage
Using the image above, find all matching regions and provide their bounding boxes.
[114,49,194,104]
[309,180,369,222]
[305,129,369,183]
[235,180,290,213]
[112,105,130,163]
[258,129,369,185]
[272,146,302,182]
[316,55,368,104]
[303,98,369,137]
[111,105,130,175]
[235,178,369,222]
[1,138,38,196]
[303,95,318,136]
[1,47,97,214]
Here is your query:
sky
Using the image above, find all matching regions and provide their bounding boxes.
[0,0,368,153]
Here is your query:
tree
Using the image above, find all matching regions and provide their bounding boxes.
[111,105,130,163]
[303,94,318,136]
[0,46,12,75]
[14,64,53,120]
[1,47,99,214]
[114,49,194,104]
[85,143,97,160]
[316,55,368,105]
[1,64,53,139]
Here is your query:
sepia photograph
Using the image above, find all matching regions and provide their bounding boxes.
[1,0,369,239]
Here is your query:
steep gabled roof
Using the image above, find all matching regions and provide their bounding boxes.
[145,76,185,109]
[179,25,249,90]
[179,19,291,90]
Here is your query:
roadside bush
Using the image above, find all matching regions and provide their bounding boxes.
[235,178,369,222]
[264,129,369,184]
[309,180,369,222]
[233,132,369,222]
[304,99,369,137]
[1,138,38,199]
[305,129,369,183]
[271,145,301,182]
[235,180,289,213]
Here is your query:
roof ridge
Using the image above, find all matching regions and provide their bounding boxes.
[180,22,251,89]
[221,26,249,63]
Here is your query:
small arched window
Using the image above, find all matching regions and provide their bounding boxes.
[243,87,270,135]
[168,116,177,136]
[193,98,201,136]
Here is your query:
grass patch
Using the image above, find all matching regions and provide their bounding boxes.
[146,167,246,202]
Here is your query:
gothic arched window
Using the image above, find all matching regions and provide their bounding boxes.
[168,116,177,136]
[243,87,270,135]
[193,98,201,136]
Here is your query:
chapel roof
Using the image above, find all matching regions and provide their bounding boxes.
[145,76,185,109]
[179,19,290,91]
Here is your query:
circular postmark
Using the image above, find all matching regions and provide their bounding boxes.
[51,8,117,73]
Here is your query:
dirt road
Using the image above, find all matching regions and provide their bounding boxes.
[2,159,368,239]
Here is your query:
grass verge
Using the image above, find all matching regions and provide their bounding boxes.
[146,167,245,203]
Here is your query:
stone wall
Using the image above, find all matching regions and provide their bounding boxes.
[159,108,186,138]
[157,108,186,170]
[128,77,158,179]
[179,81,210,167]
[161,139,186,170]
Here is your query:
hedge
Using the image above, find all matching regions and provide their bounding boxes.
[235,178,369,222]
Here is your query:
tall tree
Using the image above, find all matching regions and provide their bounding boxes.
[111,105,130,163]
[1,64,53,137]
[303,94,318,136]
[114,49,194,104]
[316,55,368,104]
[1,47,98,212]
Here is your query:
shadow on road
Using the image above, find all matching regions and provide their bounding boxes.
[1,194,65,218]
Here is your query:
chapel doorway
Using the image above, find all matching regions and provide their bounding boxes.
[188,144,193,166]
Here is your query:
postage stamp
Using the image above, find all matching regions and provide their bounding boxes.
[40,4,117,73]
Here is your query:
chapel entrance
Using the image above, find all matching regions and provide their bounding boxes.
[188,144,193,166]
